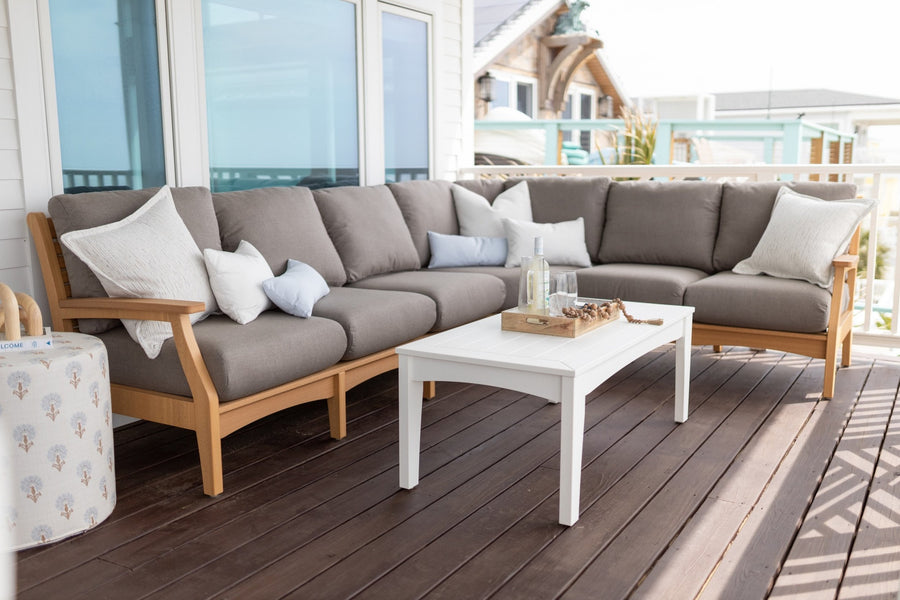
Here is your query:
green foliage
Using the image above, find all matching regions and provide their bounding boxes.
[858,229,889,280]
[598,106,658,167]
[877,312,892,331]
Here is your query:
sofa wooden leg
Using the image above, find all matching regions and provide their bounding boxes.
[196,429,224,497]
[823,351,838,399]
[329,372,347,440]
[424,381,436,399]
[841,332,853,368]
[712,345,723,353]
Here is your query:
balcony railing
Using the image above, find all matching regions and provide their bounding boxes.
[459,163,900,350]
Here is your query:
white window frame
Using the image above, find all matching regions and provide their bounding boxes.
[489,70,537,118]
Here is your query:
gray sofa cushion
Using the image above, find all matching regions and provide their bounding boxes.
[213,187,347,285]
[314,185,420,283]
[312,287,436,360]
[97,313,347,402]
[506,176,610,260]
[576,263,709,305]
[349,270,506,331]
[684,271,833,333]
[713,181,859,272]
[389,180,458,267]
[436,265,587,310]
[48,186,219,334]
[598,181,722,272]
[453,179,507,202]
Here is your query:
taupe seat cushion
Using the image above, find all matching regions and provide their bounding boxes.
[97,313,348,402]
[213,187,347,285]
[48,186,219,334]
[505,176,610,259]
[437,265,587,310]
[314,185,421,283]
[684,271,834,333]
[577,263,709,305]
[349,270,506,331]
[598,181,722,272]
[389,180,458,267]
[312,287,436,360]
[713,181,859,272]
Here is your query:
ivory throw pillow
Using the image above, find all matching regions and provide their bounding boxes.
[203,240,274,324]
[60,186,217,359]
[263,260,330,318]
[452,181,532,237]
[502,217,592,268]
[733,187,876,288]
[426,231,507,268]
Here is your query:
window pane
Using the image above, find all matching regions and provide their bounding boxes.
[580,94,592,149]
[49,1,166,193]
[516,82,533,117]
[202,1,359,191]
[490,80,510,110]
[382,12,428,183]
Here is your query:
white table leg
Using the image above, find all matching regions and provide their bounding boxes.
[674,316,692,423]
[559,377,585,526]
[399,355,424,489]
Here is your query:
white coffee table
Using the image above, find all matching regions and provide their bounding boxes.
[397,301,694,526]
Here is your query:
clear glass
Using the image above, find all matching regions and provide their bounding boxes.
[516,82,533,117]
[550,271,578,316]
[202,0,359,191]
[49,0,166,193]
[490,80,510,110]
[383,12,429,183]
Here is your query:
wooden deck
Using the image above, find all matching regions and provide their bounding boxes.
[15,345,900,599]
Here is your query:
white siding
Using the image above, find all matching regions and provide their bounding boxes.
[436,0,467,180]
[0,0,31,301]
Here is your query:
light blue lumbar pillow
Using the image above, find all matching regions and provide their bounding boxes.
[263,259,330,318]
[426,231,508,268]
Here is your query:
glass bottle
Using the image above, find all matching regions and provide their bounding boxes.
[527,236,550,314]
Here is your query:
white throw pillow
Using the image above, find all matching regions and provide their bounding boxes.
[733,187,876,288]
[263,260,330,318]
[502,217,592,268]
[203,241,274,324]
[60,186,217,359]
[452,181,532,237]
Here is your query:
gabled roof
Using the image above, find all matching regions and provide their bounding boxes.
[473,0,564,73]
[716,89,900,111]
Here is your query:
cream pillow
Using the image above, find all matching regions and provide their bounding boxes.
[452,181,532,237]
[502,217,592,267]
[203,241,274,324]
[60,186,217,358]
[733,187,876,288]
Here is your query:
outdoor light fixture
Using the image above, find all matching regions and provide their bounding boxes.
[477,72,496,103]
[598,94,614,118]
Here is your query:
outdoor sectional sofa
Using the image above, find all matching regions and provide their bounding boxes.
[27,176,861,496]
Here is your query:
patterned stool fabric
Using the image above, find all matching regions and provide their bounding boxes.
[1,332,115,549]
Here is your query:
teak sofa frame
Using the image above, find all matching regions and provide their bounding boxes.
[693,228,861,400]
[28,213,435,497]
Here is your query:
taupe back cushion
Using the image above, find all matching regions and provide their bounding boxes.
[48,186,219,334]
[314,185,420,283]
[453,179,507,202]
[213,187,347,286]
[713,181,859,272]
[598,181,722,272]
[389,180,458,267]
[506,176,610,260]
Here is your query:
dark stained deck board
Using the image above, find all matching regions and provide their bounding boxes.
[838,365,900,600]
[699,356,883,600]
[630,357,843,600]
[12,348,900,600]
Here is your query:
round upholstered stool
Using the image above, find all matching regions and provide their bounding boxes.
[0,332,115,549]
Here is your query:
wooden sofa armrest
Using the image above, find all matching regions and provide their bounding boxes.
[833,254,859,269]
[58,297,206,322]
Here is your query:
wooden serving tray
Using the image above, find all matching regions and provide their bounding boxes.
[500,303,620,338]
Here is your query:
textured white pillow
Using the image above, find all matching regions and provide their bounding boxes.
[733,187,876,288]
[203,241,274,324]
[60,186,217,359]
[502,217,592,268]
[263,260,330,318]
[452,181,532,237]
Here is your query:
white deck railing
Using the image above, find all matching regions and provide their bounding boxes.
[459,163,900,350]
